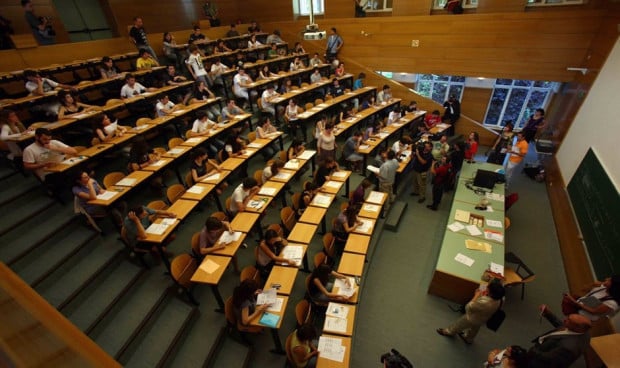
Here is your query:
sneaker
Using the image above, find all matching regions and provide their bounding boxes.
[426,205,437,211]
[241,243,248,249]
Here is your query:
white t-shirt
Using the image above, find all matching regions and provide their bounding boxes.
[23,140,69,178]
[578,286,619,321]
[261,166,273,184]
[387,111,401,125]
[233,73,251,95]
[25,78,58,94]
[120,82,146,98]
[210,62,229,75]
[247,40,262,48]
[310,72,322,84]
[192,118,214,134]
[229,183,249,214]
[156,101,175,117]
[187,53,207,77]
[286,104,298,121]
[1,124,25,157]
[261,89,277,109]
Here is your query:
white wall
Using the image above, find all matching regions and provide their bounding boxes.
[556,37,620,190]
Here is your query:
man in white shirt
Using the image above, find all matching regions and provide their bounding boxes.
[120,73,155,99]
[377,84,392,103]
[209,58,229,86]
[260,84,280,117]
[232,67,256,105]
[155,94,181,117]
[23,128,77,192]
[186,44,209,86]
[189,110,215,136]
[228,177,260,217]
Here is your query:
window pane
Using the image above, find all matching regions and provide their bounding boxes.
[448,85,463,101]
[419,74,433,81]
[485,88,508,125]
[434,75,449,82]
[513,80,532,87]
[519,90,548,129]
[417,81,432,98]
[496,78,512,86]
[451,76,465,83]
[432,82,448,103]
[503,89,529,124]
[534,80,553,88]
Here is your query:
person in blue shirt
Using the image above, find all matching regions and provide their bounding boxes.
[353,73,365,90]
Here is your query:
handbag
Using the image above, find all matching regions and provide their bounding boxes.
[561,294,580,315]
[486,301,506,332]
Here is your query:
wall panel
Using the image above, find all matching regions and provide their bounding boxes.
[460,87,492,124]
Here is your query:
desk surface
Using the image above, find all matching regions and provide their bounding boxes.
[316,334,352,368]
[264,266,298,295]
[298,206,327,225]
[590,333,620,366]
[180,183,215,201]
[337,253,365,277]
[191,255,232,284]
[211,232,246,257]
[249,295,289,330]
[343,234,371,255]
[230,212,260,233]
[287,223,318,244]
[322,303,357,337]
[167,199,199,220]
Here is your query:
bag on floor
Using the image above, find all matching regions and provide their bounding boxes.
[486,305,506,332]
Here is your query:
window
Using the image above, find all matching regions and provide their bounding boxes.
[433,0,478,10]
[526,0,584,6]
[361,0,393,12]
[483,79,556,128]
[295,0,325,16]
[415,74,465,104]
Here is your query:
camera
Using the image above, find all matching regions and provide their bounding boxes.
[380,349,413,368]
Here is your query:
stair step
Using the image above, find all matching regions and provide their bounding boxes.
[123,299,198,368]
[62,259,145,332]
[384,200,407,231]
[9,222,97,285]
[207,335,253,368]
[0,174,39,206]
[0,194,58,237]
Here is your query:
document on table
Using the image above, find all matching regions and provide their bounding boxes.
[447,221,465,232]
[186,185,205,194]
[284,160,300,170]
[297,150,316,160]
[356,219,373,233]
[484,230,504,243]
[324,316,348,333]
[218,231,242,245]
[486,192,505,202]
[465,224,482,236]
[489,262,504,276]
[160,218,177,225]
[312,194,332,206]
[377,132,389,139]
[273,172,292,180]
[167,148,185,155]
[454,209,471,223]
[367,191,384,203]
[202,173,220,182]
[115,178,137,186]
[326,303,350,319]
[96,191,116,200]
[486,219,503,228]
[331,171,347,178]
[62,156,85,165]
[199,259,220,274]
[318,336,346,363]
[145,223,168,235]
[334,277,357,298]
[281,245,303,265]
[248,199,265,209]
[324,181,341,189]
[186,137,203,144]
[362,204,380,213]
[256,288,277,305]
[359,144,370,150]
[247,142,262,148]
[258,187,277,196]
[266,297,284,313]
[465,239,492,253]
[454,253,475,267]
[485,206,494,212]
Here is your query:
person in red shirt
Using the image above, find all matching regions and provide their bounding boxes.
[424,110,441,130]
[464,132,479,162]
[427,155,452,210]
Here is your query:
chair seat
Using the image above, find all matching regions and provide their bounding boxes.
[503,267,522,285]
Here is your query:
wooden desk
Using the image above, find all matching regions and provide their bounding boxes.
[106,132,136,146]
[219,158,246,172]
[141,158,174,172]
[245,195,272,214]
[358,203,381,220]
[211,232,246,257]
[230,212,260,233]
[162,145,192,159]
[190,255,232,311]
[287,223,317,244]
[277,243,309,271]
[329,170,351,197]
[180,183,215,201]
[590,333,620,367]
[322,303,357,337]
[87,186,128,207]
[249,295,289,355]
[343,234,371,255]
[365,191,387,206]
[269,169,296,183]
[200,170,231,186]
[321,180,344,195]
[337,253,365,277]
[352,218,376,236]
[114,171,153,187]
[45,155,90,173]
[258,181,285,197]
[180,136,209,147]
[310,193,336,209]
[316,335,351,368]
[141,218,180,244]
[167,199,199,220]
[77,144,115,157]
[264,266,298,296]
[299,206,327,225]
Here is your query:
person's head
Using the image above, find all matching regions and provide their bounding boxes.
[288,98,296,107]
[242,177,258,191]
[273,29,281,36]
[423,141,432,152]
[189,43,199,54]
[290,138,303,151]
[344,203,359,224]
[284,78,292,87]
[158,94,169,104]
[312,263,332,284]
[34,128,52,146]
[129,205,148,219]
[604,275,620,301]
[409,100,417,107]
[262,116,273,127]
[323,156,335,168]
[332,78,339,86]
[352,130,362,140]
[455,140,466,152]
[229,23,236,30]
[57,90,75,107]
[232,279,260,307]
[534,108,545,118]
[237,67,246,75]
[504,121,514,131]
[387,150,396,161]
[357,72,366,80]
[24,69,39,81]
[439,135,448,144]
[296,323,318,343]
[193,25,201,34]
[0,109,19,125]
[166,64,176,76]
[133,16,143,28]
[431,109,440,117]
[270,159,284,174]
[250,34,257,42]
[139,48,151,59]
[564,314,592,333]
[102,56,113,68]
[191,147,208,162]
[469,131,479,142]
[163,32,172,42]
[130,136,149,156]
[516,132,525,142]
[264,229,284,249]
[74,171,90,186]
[227,99,236,108]
[382,84,390,92]
[125,73,136,86]
[271,42,277,49]
[400,136,411,145]
[325,122,335,132]
[503,345,528,368]
[487,281,505,300]
[93,113,112,130]
[304,181,319,194]
[338,62,345,69]
[313,52,319,58]
[216,38,225,46]
[205,216,224,232]
[21,0,33,11]
[330,27,337,34]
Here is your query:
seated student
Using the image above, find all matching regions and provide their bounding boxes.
[189,148,227,194]
[232,279,267,332]
[188,25,207,45]
[191,81,220,120]
[262,160,284,184]
[233,67,256,105]
[350,179,371,207]
[248,21,261,34]
[326,78,344,98]
[258,65,278,81]
[198,216,232,254]
[189,112,223,157]
[360,96,377,111]
[289,56,305,72]
[376,84,392,104]
[290,323,319,368]
[221,99,246,120]
[296,182,320,218]
[93,113,127,143]
[387,107,402,126]
[136,48,159,70]
[256,229,296,279]
[123,205,175,256]
[247,34,262,49]
[309,264,353,303]
[99,56,122,80]
[342,130,364,172]
[210,58,230,86]
[23,128,77,183]
[24,69,72,96]
[214,38,232,53]
[266,29,284,45]
[57,90,98,120]
[313,157,339,188]
[339,104,354,122]
[391,136,412,157]
[72,171,106,217]
[292,42,306,55]
[128,138,164,192]
[310,67,323,85]
[334,62,345,77]
[309,52,322,67]
[364,120,382,141]
[155,94,182,117]
[228,177,260,217]
[0,109,31,163]
[220,129,246,161]
[256,117,279,159]
[225,24,239,38]
[280,78,294,94]
[162,32,180,68]
[464,131,479,162]
[332,205,363,249]
[120,73,156,99]
[424,110,442,130]
[162,64,191,103]
[287,138,305,160]
[260,85,280,118]
[405,100,418,113]
[267,43,279,59]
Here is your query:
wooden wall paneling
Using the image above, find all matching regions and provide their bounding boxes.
[475,0,526,13]
[237,0,293,23]
[17,38,135,68]
[1,1,70,43]
[0,50,28,73]
[391,0,433,16]
[460,87,492,124]
[325,0,355,19]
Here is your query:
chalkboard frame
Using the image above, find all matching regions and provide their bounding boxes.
[567,148,620,279]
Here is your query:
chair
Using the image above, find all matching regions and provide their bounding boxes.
[224,296,263,341]
[295,299,312,327]
[225,196,232,217]
[314,98,324,105]
[190,231,202,259]
[313,252,327,268]
[105,98,124,109]
[247,131,257,142]
[301,82,309,88]
[280,206,296,235]
[210,211,228,222]
[503,252,536,300]
[166,183,186,204]
[185,171,194,187]
[304,102,314,111]
[73,146,87,153]
[253,169,264,186]
[291,193,301,213]
[305,275,328,308]
[323,233,335,260]
[91,137,101,146]
[285,332,295,367]
[103,171,125,189]
[168,137,184,149]
[135,117,151,126]
[170,254,199,305]
[147,200,169,213]
[73,196,102,233]
[266,223,284,237]
[504,217,511,230]
[240,265,261,285]
[278,150,287,162]
[153,147,167,156]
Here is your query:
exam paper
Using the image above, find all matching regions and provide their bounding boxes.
[202,173,221,182]
[324,181,341,189]
[115,178,137,186]
[447,221,465,232]
[267,297,284,313]
[356,219,373,233]
[318,336,346,363]
[324,316,348,333]
[331,171,347,178]
[465,224,482,236]
[256,288,277,305]
[367,191,384,203]
[326,303,349,319]
[297,150,316,160]
[455,253,475,267]
[312,194,332,206]
[145,223,167,235]
[96,191,116,200]
[199,259,220,274]
[219,231,242,245]
[186,185,205,194]
[486,219,503,228]
[258,187,277,196]
[362,204,380,213]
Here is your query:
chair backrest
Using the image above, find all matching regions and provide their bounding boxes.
[240,265,261,284]
[304,102,314,110]
[340,201,349,212]
[314,98,324,105]
[153,147,166,156]
[295,299,311,327]
[147,200,168,211]
[278,150,287,162]
[266,223,283,237]
[280,206,296,233]
[136,117,151,126]
[225,197,232,213]
[91,137,101,146]
[248,131,257,142]
[314,252,327,268]
[105,98,123,108]
[73,146,87,153]
[301,82,309,87]
[167,183,186,204]
[185,171,194,187]
[103,171,125,189]
[253,169,264,186]
[291,192,301,212]
[191,232,201,257]
[170,253,197,289]
[168,137,184,149]
[323,233,335,257]
[285,332,295,365]
[505,252,535,281]
[224,296,237,326]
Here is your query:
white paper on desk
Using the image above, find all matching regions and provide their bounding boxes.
[486,219,503,228]
[454,253,475,267]
[256,288,277,305]
[324,181,341,189]
[298,112,311,118]
[242,148,257,156]
[324,316,348,333]
[318,336,346,363]
[367,191,384,203]
[219,231,242,245]
[297,150,315,160]
[186,137,202,144]
[281,245,303,262]
[248,200,265,209]
[312,194,332,206]
[486,206,494,212]
[331,171,347,178]
[258,187,277,196]
[466,224,482,236]
[187,185,205,194]
[447,221,465,232]
[202,173,220,182]
[115,178,137,186]
[377,132,389,138]
[489,262,504,276]
[359,144,370,150]
[484,230,504,243]
[247,142,262,149]
[145,223,168,235]
[96,191,116,200]
[362,204,379,212]
[62,156,85,165]
[284,160,300,169]
[273,172,292,180]
[366,165,380,174]
[486,192,505,202]
[357,219,373,233]
[167,148,184,155]
[317,103,328,108]
[327,302,350,319]
[199,259,220,274]
[160,218,177,225]
[267,297,284,313]
[151,160,166,167]
[133,124,148,131]
[334,277,357,298]
[172,109,187,115]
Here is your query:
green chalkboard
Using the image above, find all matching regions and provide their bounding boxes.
[567,148,620,279]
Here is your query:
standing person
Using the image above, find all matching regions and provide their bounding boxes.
[203,0,220,27]
[487,121,514,164]
[522,108,546,143]
[410,141,433,203]
[325,27,343,62]
[442,95,461,136]
[317,122,337,163]
[427,155,451,211]
[437,281,505,344]
[285,99,302,140]
[162,32,179,68]
[504,132,528,188]
[186,44,210,87]
[22,0,55,45]
[376,150,399,214]
[464,132,479,163]
[129,17,158,62]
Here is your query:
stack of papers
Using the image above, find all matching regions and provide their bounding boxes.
[116,178,137,186]
[258,187,277,196]
[447,221,465,232]
[202,173,220,182]
[218,231,242,245]
[312,194,332,206]
[267,297,284,312]
[327,302,349,319]
[284,160,300,169]
[273,172,292,180]
[334,277,357,298]
[297,150,315,160]
[167,148,185,155]
[247,142,262,148]
[362,204,380,213]
[324,181,341,189]
[331,171,347,178]
[489,262,504,276]
[318,336,346,363]
[95,191,117,201]
[281,245,303,266]
[186,185,205,194]
[486,192,505,202]
[256,288,277,305]
[186,137,202,144]
[324,315,348,333]
[465,239,492,253]
[145,223,168,235]
[367,191,385,203]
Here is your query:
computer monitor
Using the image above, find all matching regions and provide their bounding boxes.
[473,169,498,190]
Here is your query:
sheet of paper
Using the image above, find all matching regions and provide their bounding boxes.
[318,336,346,363]
[96,191,116,200]
[331,171,347,178]
[284,160,300,170]
[199,259,220,274]
[256,288,278,305]
[186,137,202,144]
[454,209,471,223]
[465,239,492,253]
[202,173,220,182]
[326,303,349,319]
[356,219,373,233]
[367,191,384,203]
[324,181,341,189]
[248,199,265,209]
[447,221,465,232]
[454,253,475,267]
[486,219,503,228]
[362,204,379,212]
[266,297,284,313]
[486,192,505,202]
[377,132,389,138]
[258,187,277,196]
[312,194,332,206]
[484,230,504,243]
[247,142,262,148]
[115,178,137,186]
[297,150,316,160]
[62,156,85,165]
[274,172,292,180]
[145,223,167,235]
[359,144,370,150]
[160,218,177,225]
[486,206,494,212]
[218,231,242,245]
[186,185,205,194]
[465,224,483,236]
[489,262,504,276]
[167,148,184,155]
[324,316,348,333]
[281,245,303,261]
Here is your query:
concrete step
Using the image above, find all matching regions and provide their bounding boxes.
[0,194,59,238]
[384,200,407,231]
